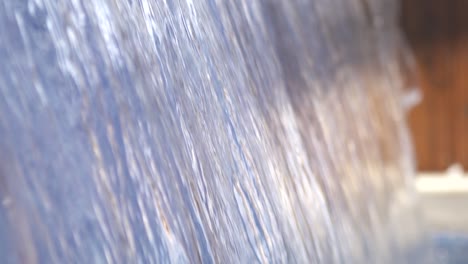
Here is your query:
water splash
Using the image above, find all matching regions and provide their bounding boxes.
[0,0,424,262]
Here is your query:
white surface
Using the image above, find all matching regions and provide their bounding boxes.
[417,169,468,233]
[416,174,468,193]
[417,164,468,193]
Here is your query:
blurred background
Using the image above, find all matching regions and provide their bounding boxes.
[402,0,467,173]
[402,2,468,261]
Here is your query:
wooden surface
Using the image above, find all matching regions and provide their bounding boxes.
[402,0,468,171]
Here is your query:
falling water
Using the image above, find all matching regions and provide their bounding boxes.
[0,0,425,263]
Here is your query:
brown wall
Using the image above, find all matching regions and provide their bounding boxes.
[402,0,468,171]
